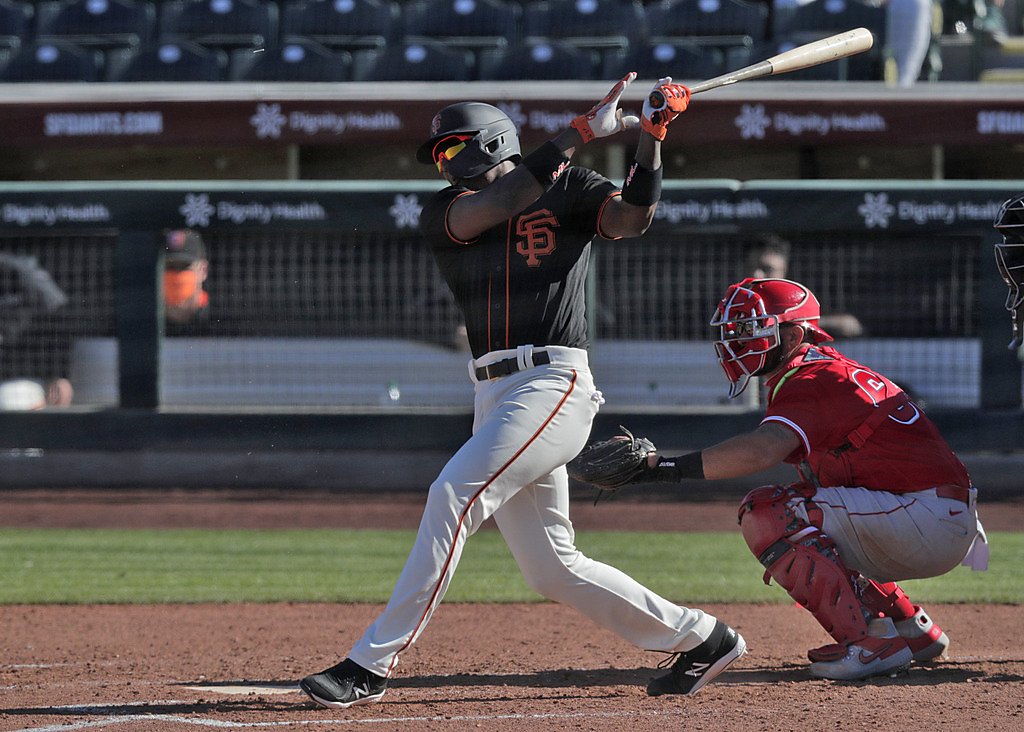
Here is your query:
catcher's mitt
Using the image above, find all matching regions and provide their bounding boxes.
[567,426,656,492]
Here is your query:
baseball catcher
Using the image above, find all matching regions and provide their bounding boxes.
[571,277,988,682]
[994,192,1024,350]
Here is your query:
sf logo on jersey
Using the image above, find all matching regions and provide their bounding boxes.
[515,210,559,267]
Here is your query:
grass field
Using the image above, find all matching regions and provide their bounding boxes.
[0,528,1018,605]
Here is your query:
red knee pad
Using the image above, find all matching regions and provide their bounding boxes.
[738,484,869,645]
[737,483,814,556]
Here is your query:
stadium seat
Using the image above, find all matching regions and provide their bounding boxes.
[769,0,887,80]
[0,40,103,81]
[477,38,600,80]
[401,0,522,54]
[645,0,769,54]
[603,39,727,81]
[522,0,648,59]
[159,0,279,52]
[773,0,886,39]
[281,0,399,52]
[229,39,352,81]
[105,40,228,80]
[350,38,474,80]
[0,0,32,53]
[34,0,157,51]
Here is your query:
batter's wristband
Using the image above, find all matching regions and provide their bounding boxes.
[522,141,570,188]
[621,160,662,206]
[647,452,705,481]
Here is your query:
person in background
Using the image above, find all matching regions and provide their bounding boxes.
[886,0,934,85]
[743,235,864,338]
[163,229,210,327]
[0,251,74,410]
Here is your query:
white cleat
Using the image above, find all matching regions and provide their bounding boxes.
[809,618,913,681]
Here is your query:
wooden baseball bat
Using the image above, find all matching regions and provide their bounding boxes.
[685,27,875,95]
[688,27,872,93]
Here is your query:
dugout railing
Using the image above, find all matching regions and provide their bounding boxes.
[0,179,1021,490]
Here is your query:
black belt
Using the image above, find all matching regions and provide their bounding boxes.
[474,350,551,381]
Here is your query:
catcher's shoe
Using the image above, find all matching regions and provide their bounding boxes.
[809,618,912,681]
[647,620,747,696]
[300,658,387,709]
[894,605,950,661]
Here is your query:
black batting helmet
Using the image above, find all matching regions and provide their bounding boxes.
[994,192,1024,349]
[415,102,521,179]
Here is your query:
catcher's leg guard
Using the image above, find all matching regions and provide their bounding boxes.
[738,485,869,646]
[805,578,911,663]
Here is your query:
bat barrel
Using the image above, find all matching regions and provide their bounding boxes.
[686,27,875,96]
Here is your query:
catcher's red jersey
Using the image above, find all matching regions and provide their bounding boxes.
[763,345,971,492]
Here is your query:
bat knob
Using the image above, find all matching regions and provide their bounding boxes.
[648,90,666,109]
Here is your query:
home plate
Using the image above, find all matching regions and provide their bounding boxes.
[185,683,299,695]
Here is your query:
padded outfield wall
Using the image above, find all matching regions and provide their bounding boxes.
[0,179,1021,492]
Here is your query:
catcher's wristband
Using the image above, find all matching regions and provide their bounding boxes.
[522,141,570,188]
[621,160,662,206]
[647,451,705,481]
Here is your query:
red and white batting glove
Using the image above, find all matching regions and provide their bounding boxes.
[641,77,692,141]
[571,72,640,143]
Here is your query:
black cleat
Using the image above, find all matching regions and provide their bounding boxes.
[647,620,747,696]
[300,658,388,709]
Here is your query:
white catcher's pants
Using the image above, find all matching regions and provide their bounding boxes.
[794,485,987,581]
[348,346,716,678]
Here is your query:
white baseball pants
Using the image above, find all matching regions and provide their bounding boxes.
[795,484,986,581]
[348,345,716,678]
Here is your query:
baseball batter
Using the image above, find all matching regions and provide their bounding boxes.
[299,75,746,709]
[571,277,987,681]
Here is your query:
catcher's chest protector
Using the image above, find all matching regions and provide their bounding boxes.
[738,485,869,645]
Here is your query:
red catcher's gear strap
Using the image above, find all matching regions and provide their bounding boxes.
[739,485,869,645]
[857,579,916,622]
[842,393,910,450]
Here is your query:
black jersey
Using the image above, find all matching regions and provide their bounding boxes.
[420,166,619,359]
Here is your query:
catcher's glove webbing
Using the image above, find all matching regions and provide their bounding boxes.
[567,426,656,493]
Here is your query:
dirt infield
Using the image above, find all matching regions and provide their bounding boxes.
[1,490,1022,732]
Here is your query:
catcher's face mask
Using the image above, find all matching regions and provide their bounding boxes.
[710,278,832,398]
[994,194,1024,349]
[711,283,781,399]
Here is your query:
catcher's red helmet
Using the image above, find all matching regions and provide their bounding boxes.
[710,278,833,398]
